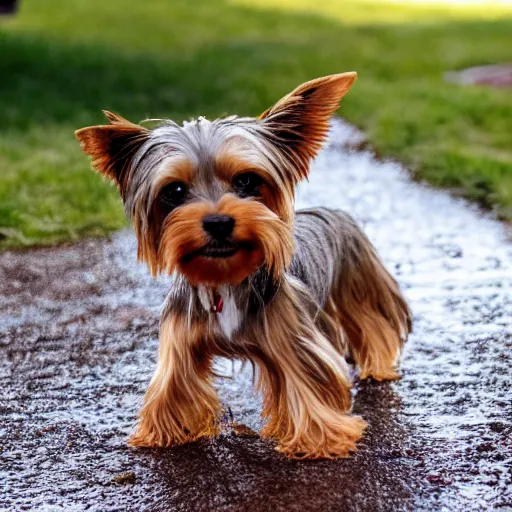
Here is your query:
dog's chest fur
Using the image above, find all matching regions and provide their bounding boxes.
[198,285,241,340]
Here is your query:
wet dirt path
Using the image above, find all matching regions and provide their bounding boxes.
[1,120,511,511]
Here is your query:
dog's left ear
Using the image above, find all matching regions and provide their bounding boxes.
[75,111,149,197]
[259,72,357,181]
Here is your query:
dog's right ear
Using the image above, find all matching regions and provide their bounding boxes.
[75,111,149,196]
[258,73,357,182]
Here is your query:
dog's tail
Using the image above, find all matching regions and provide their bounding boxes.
[326,211,412,381]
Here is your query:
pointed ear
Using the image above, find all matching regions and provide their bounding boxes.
[75,110,149,196]
[259,72,357,180]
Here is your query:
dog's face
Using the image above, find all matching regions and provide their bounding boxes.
[76,73,356,286]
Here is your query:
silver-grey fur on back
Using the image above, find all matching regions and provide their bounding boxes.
[290,208,366,307]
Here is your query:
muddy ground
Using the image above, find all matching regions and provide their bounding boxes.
[1,121,511,511]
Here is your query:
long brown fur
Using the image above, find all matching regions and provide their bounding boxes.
[255,279,367,458]
[129,314,221,447]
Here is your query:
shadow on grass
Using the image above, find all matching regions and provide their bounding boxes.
[2,1,508,129]
[0,1,345,130]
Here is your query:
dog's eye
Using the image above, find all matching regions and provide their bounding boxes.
[232,172,263,198]
[159,181,188,210]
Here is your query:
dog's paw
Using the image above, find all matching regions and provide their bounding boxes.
[127,429,162,448]
[128,420,219,448]
[269,414,367,460]
[359,369,401,381]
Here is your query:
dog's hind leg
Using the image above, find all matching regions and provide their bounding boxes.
[329,212,412,381]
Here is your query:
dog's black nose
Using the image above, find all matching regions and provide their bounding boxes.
[202,214,235,240]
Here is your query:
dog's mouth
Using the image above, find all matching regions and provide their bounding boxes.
[183,240,253,262]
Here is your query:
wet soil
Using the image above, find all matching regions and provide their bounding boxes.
[1,120,511,511]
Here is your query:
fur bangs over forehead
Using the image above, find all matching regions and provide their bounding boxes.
[125,116,295,219]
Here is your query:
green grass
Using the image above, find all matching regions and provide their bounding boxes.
[1,0,511,247]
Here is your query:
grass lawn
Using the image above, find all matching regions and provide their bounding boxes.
[1,0,511,248]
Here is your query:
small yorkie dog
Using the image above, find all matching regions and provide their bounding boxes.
[76,72,411,459]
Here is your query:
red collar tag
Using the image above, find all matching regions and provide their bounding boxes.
[212,292,224,313]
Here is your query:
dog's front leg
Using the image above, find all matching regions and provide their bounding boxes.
[129,313,221,448]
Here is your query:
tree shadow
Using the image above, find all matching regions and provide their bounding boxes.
[0,0,344,131]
